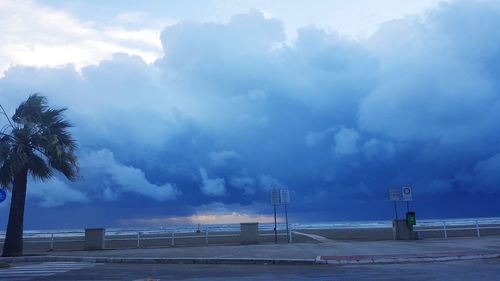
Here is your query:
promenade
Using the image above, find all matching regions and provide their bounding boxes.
[2,235,499,266]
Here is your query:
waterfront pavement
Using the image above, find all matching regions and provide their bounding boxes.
[1,235,500,266]
[0,262,97,281]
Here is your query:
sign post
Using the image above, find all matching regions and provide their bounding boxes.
[388,188,400,219]
[269,188,292,244]
[0,189,6,204]
[269,189,280,244]
[402,186,412,212]
[280,189,291,243]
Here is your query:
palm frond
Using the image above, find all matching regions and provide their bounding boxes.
[0,135,12,161]
[28,154,53,181]
[3,94,79,183]
[0,157,14,188]
[47,151,78,181]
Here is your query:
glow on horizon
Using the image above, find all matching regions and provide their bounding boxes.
[120,212,281,226]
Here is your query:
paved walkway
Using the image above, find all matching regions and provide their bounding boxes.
[1,236,500,265]
[292,231,335,243]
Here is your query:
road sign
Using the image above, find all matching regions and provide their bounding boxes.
[279,189,290,204]
[0,189,6,203]
[269,189,280,205]
[389,188,400,202]
[402,186,412,201]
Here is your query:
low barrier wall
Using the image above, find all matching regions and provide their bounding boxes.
[1,222,499,252]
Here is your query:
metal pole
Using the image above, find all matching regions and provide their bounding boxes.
[443,222,448,239]
[394,202,398,219]
[137,231,141,248]
[205,229,209,245]
[171,231,175,246]
[273,204,277,244]
[476,220,480,238]
[406,201,410,213]
[50,233,54,251]
[285,204,290,243]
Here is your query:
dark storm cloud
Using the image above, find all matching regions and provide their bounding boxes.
[2,0,500,228]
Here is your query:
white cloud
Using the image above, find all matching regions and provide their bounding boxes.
[333,127,360,156]
[199,167,226,196]
[118,201,278,226]
[0,0,446,78]
[29,178,89,207]
[209,150,240,167]
[363,138,395,159]
[79,149,179,200]
[121,212,277,226]
[258,175,282,191]
[204,0,446,41]
[247,89,267,101]
[230,176,256,194]
[0,0,163,76]
[471,153,500,193]
[305,127,337,147]
[187,202,277,224]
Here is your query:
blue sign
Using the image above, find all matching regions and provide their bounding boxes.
[0,189,6,203]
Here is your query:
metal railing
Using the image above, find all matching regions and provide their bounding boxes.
[0,227,293,251]
[104,230,240,248]
[415,220,500,239]
[105,228,292,248]
[16,231,85,251]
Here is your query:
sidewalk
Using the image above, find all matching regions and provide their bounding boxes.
[1,236,500,265]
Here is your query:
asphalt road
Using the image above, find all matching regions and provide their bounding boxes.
[2,259,500,281]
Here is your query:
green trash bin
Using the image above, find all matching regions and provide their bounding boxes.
[406,212,416,226]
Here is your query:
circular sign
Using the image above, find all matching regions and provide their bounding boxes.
[0,189,6,203]
[403,187,411,194]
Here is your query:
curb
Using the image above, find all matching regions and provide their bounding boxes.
[0,256,318,266]
[318,253,500,265]
[2,253,498,266]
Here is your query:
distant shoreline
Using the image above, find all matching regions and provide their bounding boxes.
[2,216,499,234]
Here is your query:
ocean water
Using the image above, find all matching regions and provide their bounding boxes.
[1,217,500,238]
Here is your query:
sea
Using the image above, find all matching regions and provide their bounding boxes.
[1,217,500,238]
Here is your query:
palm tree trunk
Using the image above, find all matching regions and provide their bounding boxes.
[2,169,28,257]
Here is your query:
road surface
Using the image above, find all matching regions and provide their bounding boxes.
[1,259,499,280]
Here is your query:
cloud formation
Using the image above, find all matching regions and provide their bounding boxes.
[79,149,179,201]
[199,168,226,196]
[29,178,89,207]
[0,0,164,75]
[2,0,500,228]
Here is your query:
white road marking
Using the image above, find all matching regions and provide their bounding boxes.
[0,261,97,280]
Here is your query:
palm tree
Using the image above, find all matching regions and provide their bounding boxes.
[1,94,78,257]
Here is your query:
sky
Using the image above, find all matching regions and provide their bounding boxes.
[1,0,500,230]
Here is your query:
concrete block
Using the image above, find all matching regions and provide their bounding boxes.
[85,228,105,250]
[240,222,259,244]
[393,220,416,240]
